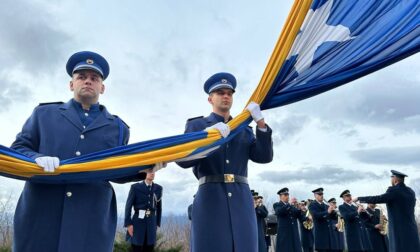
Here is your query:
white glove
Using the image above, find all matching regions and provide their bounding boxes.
[205,122,230,138]
[246,102,264,123]
[35,156,60,173]
[151,162,167,173]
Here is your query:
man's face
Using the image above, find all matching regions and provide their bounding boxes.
[146,172,155,181]
[280,194,289,202]
[391,176,397,186]
[208,88,233,113]
[343,195,352,203]
[315,193,324,202]
[70,70,104,102]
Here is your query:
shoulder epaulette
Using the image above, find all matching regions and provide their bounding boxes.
[114,115,130,129]
[187,116,204,122]
[38,101,64,106]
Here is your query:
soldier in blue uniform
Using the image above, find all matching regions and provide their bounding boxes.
[177,72,273,252]
[338,190,372,252]
[125,171,162,252]
[365,203,389,252]
[327,198,345,252]
[254,193,269,252]
[308,188,335,252]
[354,170,420,252]
[10,51,151,252]
[298,200,314,252]
[273,188,305,252]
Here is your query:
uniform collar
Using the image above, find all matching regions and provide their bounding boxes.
[207,112,232,123]
[71,98,101,112]
[144,180,153,187]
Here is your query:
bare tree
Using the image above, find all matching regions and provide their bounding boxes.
[0,193,14,249]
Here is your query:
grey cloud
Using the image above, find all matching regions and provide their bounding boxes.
[268,113,310,142]
[409,178,420,196]
[258,165,386,185]
[291,72,420,134]
[0,75,31,112]
[0,0,70,74]
[350,146,420,166]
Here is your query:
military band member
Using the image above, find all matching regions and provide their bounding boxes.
[125,171,163,252]
[298,200,314,252]
[308,188,335,252]
[177,72,273,252]
[10,51,148,252]
[365,204,389,252]
[327,198,345,252]
[254,193,269,252]
[339,190,372,252]
[354,170,420,252]
[273,188,305,252]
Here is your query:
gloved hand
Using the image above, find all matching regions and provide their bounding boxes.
[151,162,167,172]
[206,122,230,138]
[246,102,264,123]
[35,156,60,173]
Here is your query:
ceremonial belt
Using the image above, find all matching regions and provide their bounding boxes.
[134,209,154,217]
[199,174,248,185]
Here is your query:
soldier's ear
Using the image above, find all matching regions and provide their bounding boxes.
[69,81,74,91]
[100,84,105,94]
[208,95,213,105]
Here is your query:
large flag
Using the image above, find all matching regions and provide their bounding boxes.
[0,0,419,183]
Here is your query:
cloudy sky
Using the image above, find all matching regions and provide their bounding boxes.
[1,0,419,216]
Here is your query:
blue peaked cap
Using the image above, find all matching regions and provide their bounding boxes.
[66,51,110,80]
[204,72,236,94]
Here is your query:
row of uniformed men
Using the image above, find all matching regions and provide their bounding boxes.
[246,169,420,252]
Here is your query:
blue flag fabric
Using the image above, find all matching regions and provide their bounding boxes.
[0,0,419,183]
[262,0,419,109]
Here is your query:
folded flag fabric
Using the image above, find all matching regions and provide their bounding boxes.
[1,0,418,183]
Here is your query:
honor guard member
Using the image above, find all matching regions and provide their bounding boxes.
[365,203,389,252]
[177,72,273,252]
[354,170,420,252]
[308,188,335,252]
[273,188,305,252]
[10,51,149,252]
[298,200,315,252]
[338,190,372,252]
[327,198,345,252]
[125,171,162,252]
[254,193,269,252]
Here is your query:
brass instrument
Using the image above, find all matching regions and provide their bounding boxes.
[302,201,313,230]
[336,210,345,233]
[325,199,345,232]
[378,206,388,235]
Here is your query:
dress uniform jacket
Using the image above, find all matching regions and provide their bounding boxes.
[359,183,420,252]
[177,112,273,252]
[329,212,345,251]
[256,205,269,252]
[298,218,314,252]
[308,201,334,250]
[338,203,372,251]
[124,181,162,246]
[365,208,389,252]
[10,100,142,252]
[273,201,304,252]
